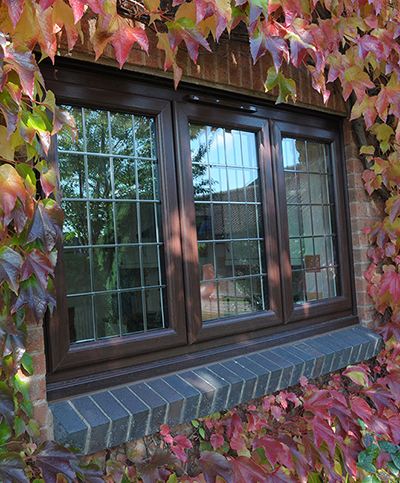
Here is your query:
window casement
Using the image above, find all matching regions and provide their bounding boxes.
[43,62,356,399]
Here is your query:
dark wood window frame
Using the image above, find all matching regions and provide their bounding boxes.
[43,60,357,400]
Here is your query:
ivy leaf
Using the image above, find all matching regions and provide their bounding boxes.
[350,95,377,129]
[196,451,233,483]
[342,66,375,103]
[309,416,337,456]
[4,45,38,100]
[0,316,26,373]
[265,67,296,103]
[166,17,211,63]
[12,277,56,323]
[0,452,28,483]
[157,32,182,88]
[194,0,231,40]
[53,0,80,51]
[33,441,77,483]
[379,270,400,305]
[0,247,23,293]
[2,0,25,29]
[378,440,397,454]
[357,34,384,62]
[268,0,303,26]
[26,200,63,253]
[111,17,149,68]
[21,249,53,292]
[0,89,19,137]
[250,22,288,69]
[0,164,25,220]
[343,365,371,387]
[0,381,15,430]
[72,461,104,483]
[363,383,397,416]
[136,449,179,483]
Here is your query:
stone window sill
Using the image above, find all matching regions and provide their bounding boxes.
[50,325,382,454]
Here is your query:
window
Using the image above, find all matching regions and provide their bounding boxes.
[44,62,356,398]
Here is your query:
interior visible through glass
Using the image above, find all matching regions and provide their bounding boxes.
[58,106,167,343]
[190,125,268,321]
[283,138,339,303]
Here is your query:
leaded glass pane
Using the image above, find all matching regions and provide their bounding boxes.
[190,124,268,322]
[59,106,168,343]
[283,138,339,303]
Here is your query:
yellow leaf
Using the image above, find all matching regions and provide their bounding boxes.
[175,2,197,22]
[0,125,15,161]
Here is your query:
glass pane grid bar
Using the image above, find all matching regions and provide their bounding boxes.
[191,124,268,321]
[283,137,339,304]
[60,105,167,343]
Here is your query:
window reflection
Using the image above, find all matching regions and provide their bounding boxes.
[190,124,268,321]
[283,138,338,303]
[60,107,167,343]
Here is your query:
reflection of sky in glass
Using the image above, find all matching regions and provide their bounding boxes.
[190,123,268,322]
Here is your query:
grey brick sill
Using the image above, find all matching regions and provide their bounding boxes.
[50,325,382,454]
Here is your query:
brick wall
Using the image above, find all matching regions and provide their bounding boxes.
[31,23,382,443]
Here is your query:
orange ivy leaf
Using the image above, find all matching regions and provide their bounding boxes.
[342,65,375,103]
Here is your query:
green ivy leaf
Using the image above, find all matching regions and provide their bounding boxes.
[366,444,379,459]
[14,417,26,437]
[199,427,206,439]
[378,440,397,454]
[357,461,377,473]
[0,418,12,445]
[191,420,199,428]
[387,460,400,476]
[20,353,33,375]
[391,451,400,469]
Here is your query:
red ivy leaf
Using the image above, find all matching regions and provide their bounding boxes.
[0,382,15,430]
[0,247,23,294]
[210,434,224,450]
[309,417,337,456]
[250,21,287,69]
[363,383,397,416]
[136,449,179,483]
[111,18,148,68]
[302,390,332,419]
[34,441,77,483]
[376,321,400,343]
[2,0,25,29]
[0,453,28,483]
[166,18,211,63]
[40,0,57,12]
[196,451,233,483]
[357,34,384,62]
[12,278,56,323]
[350,396,374,424]
[4,45,39,100]
[342,365,371,387]
[21,249,54,292]
[26,200,63,253]
[0,164,25,220]
[379,270,400,304]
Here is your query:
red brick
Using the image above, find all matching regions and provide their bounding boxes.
[29,376,46,402]
[348,188,370,203]
[202,51,217,83]
[33,401,49,427]
[228,47,241,88]
[176,45,190,77]
[144,30,161,69]
[349,202,369,218]
[346,158,364,174]
[26,325,44,354]
[216,42,229,86]
[252,60,264,93]
[347,173,366,189]
[31,353,47,377]
[128,46,145,67]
